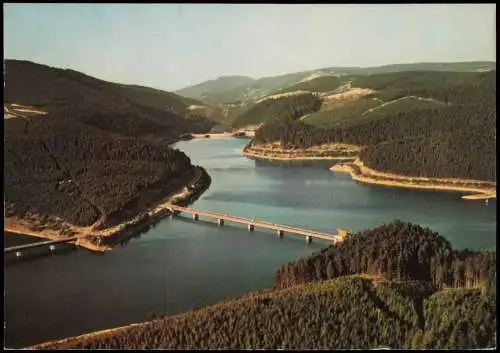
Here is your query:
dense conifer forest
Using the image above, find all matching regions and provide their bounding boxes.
[4,115,195,228]
[276,221,496,292]
[4,60,210,230]
[37,222,496,350]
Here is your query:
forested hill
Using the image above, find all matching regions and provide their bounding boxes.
[254,70,496,181]
[231,92,322,129]
[4,60,213,234]
[276,221,496,291]
[37,222,496,350]
[5,116,198,230]
[4,59,214,137]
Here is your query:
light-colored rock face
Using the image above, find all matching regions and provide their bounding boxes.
[255,90,314,104]
[320,88,375,110]
[187,104,207,111]
[322,88,375,102]
[4,103,47,119]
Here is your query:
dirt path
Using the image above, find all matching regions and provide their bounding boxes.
[361,95,449,116]
[255,90,312,104]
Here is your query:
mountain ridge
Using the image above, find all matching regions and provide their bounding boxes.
[175,61,496,104]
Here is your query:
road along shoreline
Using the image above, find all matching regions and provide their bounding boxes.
[4,166,212,253]
[330,160,496,200]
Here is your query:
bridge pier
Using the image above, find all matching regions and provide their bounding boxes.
[217,218,224,226]
[248,224,254,232]
[193,213,199,221]
[277,229,284,238]
[306,235,312,244]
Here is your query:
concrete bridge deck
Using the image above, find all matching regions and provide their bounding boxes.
[167,204,342,243]
[4,234,86,254]
[5,203,346,256]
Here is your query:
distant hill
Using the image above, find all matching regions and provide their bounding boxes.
[176,70,326,105]
[116,83,205,116]
[4,59,214,137]
[175,62,496,106]
[339,61,496,75]
[175,76,256,102]
[175,62,495,129]
[255,69,496,181]
[232,70,497,130]
[271,75,341,95]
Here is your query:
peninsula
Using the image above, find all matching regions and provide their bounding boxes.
[237,69,495,201]
[4,60,214,251]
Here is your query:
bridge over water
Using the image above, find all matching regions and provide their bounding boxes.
[4,234,86,257]
[5,205,349,257]
[167,204,348,244]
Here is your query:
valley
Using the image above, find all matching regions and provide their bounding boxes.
[4,59,496,350]
[4,3,496,350]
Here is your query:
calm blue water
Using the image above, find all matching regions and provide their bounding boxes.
[4,137,496,348]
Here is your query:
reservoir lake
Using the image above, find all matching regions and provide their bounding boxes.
[4,137,496,348]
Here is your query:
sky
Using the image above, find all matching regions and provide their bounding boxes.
[3,4,496,91]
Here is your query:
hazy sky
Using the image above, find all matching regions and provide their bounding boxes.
[4,4,496,91]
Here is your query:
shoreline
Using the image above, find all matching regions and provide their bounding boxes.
[94,166,211,247]
[4,166,212,252]
[244,144,496,200]
[330,160,496,200]
[191,132,255,139]
[243,143,359,161]
[243,149,357,161]
[4,220,112,253]
[191,132,234,139]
